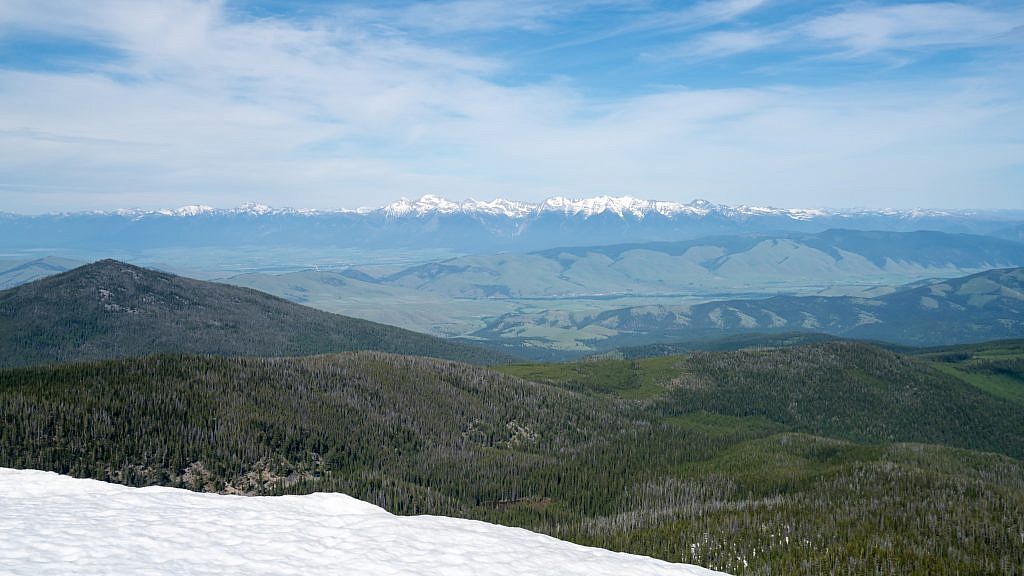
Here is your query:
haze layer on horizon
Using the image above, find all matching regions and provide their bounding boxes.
[1,0,1022,212]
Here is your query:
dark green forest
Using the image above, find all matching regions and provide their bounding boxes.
[3,341,1023,575]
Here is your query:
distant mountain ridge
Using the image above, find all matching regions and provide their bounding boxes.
[0,257,84,290]
[5,231,1018,359]
[475,267,1024,351]
[0,260,509,367]
[367,229,1024,299]
[4,195,1022,253]
[213,229,1024,357]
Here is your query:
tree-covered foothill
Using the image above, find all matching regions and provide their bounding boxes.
[2,342,1023,575]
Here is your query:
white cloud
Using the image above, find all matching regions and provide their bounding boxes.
[653,2,1024,63]
[669,29,788,59]
[368,0,584,34]
[686,0,771,25]
[804,2,1024,56]
[618,0,771,32]
[538,0,770,52]
[336,0,643,36]
[0,1,1021,211]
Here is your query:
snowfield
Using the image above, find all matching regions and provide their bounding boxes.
[0,468,727,575]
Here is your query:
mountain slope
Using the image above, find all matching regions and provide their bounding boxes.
[0,260,509,367]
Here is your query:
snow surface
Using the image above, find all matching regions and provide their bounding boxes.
[0,468,728,576]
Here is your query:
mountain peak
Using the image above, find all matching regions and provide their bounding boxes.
[235,202,274,215]
[158,205,215,217]
[384,195,462,217]
[77,258,147,272]
[0,261,509,367]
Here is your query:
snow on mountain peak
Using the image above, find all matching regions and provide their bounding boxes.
[61,195,861,222]
[462,197,535,218]
[581,196,649,218]
[235,202,274,216]
[537,196,658,218]
[538,196,573,212]
[313,195,816,220]
[384,195,462,217]
[172,205,215,217]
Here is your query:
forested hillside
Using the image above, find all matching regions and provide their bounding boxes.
[3,342,1022,575]
[662,342,1024,456]
[0,260,509,366]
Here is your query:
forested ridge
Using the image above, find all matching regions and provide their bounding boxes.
[0,259,509,367]
[661,342,1024,456]
[3,341,1023,574]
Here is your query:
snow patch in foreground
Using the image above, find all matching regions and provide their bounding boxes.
[0,468,727,576]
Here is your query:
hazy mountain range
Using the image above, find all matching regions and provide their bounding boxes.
[4,195,1023,255]
[5,229,1023,358]
[227,229,1024,354]
[475,267,1024,354]
[353,229,1024,298]
[4,257,1024,363]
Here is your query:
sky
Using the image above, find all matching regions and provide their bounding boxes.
[0,0,1022,213]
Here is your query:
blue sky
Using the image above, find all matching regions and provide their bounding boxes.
[1,0,1022,212]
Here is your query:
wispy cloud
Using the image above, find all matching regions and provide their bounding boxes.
[680,0,771,27]
[538,0,770,52]
[654,2,1024,63]
[668,29,788,60]
[347,0,604,35]
[0,1,1022,211]
[805,2,1023,56]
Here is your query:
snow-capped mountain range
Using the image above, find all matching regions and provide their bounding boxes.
[33,194,968,220]
[2,195,1020,255]
[381,195,837,220]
